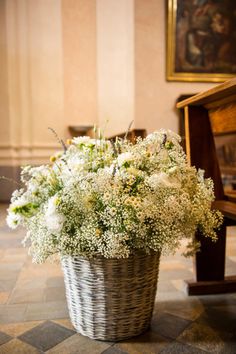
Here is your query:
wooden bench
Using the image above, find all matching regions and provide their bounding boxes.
[109,129,147,143]
[177,78,236,295]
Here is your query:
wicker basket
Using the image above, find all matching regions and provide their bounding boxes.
[61,251,160,341]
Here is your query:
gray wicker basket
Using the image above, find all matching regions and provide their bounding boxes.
[61,251,160,341]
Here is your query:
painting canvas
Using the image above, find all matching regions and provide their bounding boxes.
[167,0,236,82]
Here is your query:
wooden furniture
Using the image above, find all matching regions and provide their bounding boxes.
[68,127,147,143]
[177,78,236,295]
[68,125,93,137]
[109,129,147,143]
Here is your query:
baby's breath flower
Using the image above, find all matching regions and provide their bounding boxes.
[6,129,222,263]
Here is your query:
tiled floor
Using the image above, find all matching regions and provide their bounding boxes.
[0,204,236,353]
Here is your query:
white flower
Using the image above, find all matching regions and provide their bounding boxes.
[72,136,91,145]
[10,195,29,209]
[45,196,65,232]
[28,182,38,193]
[147,173,180,189]
[67,155,84,168]
[103,165,115,175]
[117,152,133,167]
[6,212,22,229]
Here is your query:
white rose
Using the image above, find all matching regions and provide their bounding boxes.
[45,196,65,233]
[147,173,180,189]
[117,152,133,167]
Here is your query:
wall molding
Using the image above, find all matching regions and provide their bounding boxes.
[0,143,61,149]
[0,144,63,166]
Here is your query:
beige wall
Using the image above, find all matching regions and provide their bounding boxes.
[97,0,135,137]
[62,0,97,127]
[0,0,9,148]
[1,0,65,166]
[0,0,219,170]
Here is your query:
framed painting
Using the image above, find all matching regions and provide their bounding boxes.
[167,0,236,82]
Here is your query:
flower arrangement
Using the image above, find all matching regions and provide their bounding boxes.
[7,130,222,263]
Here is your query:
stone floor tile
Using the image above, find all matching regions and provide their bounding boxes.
[155,290,187,303]
[0,262,24,272]
[151,312,191,340]
[0,338,41,354]
[0,292,10,304]
[178,322,225,353]
[102,346,129,354]
[46,333,111,354]
[19,320,75,352]
[0,270,19,281]
[0,304,27,324]
[1,254,27,263]
[3,248,27,255]
[155,298,204,321]
[2,250,28,264]
[15,277,47,290]
[0,279,18,292]
[199,294,236,307]
[159,260,187,270]
[18,263,62,281]
[16,269,45,282]
[158,268,193,281]
[0,238,22,248]
[25,301,69,321]
[197,305,236,336]
[44,286,66,302]
[115,330,171,354]
[156,280,177,293]
[52,318,75,331]
[0,331,12,345]
[8,288,45,304]
[0,320,43,337]
[159,340,210,353]
[171,279,187,292]
[46,276,65,287]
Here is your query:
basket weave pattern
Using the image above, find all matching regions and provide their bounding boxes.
[61,252,160,341]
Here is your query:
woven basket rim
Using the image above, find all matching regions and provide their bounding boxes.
[60,249,161,261]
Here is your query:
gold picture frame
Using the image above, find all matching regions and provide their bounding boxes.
[167,0,236,82]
